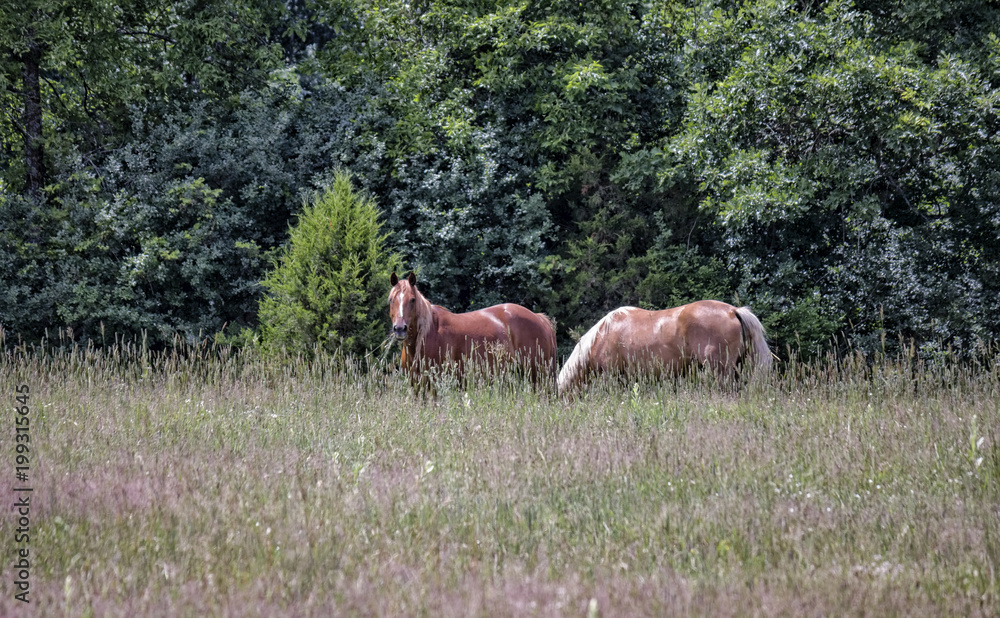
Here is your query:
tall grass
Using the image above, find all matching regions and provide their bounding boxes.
[2,340,998,616]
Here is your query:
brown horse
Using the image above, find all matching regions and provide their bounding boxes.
[388,272,557,391]
[557,300,771,395]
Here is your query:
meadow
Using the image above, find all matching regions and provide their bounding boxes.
[2,341,998,616]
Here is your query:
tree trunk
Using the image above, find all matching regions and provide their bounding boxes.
[22,28,45,198]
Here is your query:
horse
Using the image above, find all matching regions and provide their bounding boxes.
[556,300,771,395]
[388,272,557,392]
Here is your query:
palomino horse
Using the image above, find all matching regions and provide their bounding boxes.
[388,272,557,391]
[557,300,771,395]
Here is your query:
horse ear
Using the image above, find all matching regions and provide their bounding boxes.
[390,272,399,286]
[407,272,417,287]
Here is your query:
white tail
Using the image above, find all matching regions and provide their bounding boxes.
[734,306,772,374]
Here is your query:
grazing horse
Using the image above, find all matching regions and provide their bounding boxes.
[557,300,771,395]
[388,272,557,391]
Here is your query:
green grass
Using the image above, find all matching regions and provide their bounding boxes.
[3,343,999,616]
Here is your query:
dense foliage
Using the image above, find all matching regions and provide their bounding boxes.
[2,0,998,360]
[257,172,403,358]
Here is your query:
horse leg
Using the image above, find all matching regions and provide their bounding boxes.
[709,343,743,392]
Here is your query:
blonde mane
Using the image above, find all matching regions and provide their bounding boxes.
[557,307,636,395]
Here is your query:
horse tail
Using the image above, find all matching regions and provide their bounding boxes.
[734,306,772,374]
[557,316,603,396]
[529,312,559,388]
[540,313,558,382]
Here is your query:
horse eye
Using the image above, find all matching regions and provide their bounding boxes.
[409,298,415,304]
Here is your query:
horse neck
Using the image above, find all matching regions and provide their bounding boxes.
[406,289,437,361]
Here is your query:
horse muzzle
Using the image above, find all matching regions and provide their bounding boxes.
[392,324,408,339]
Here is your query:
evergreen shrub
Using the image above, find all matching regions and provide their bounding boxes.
[258,172,402,359]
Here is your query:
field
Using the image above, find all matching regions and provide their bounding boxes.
[2,343,998,616]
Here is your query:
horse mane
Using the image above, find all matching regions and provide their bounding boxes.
[410,282,435,359]
[557,307,633,395]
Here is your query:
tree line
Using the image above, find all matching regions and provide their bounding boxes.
[2,0,998,361]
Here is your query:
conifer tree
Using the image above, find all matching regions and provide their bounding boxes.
[258,172,402,358]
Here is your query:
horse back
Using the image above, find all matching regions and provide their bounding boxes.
[480,303,557,361]
[592,300,743,372]
[429,302,554,362]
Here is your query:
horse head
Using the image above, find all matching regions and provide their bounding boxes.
[389,272,420,341]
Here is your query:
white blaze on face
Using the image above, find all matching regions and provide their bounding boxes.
[397,293,405,323]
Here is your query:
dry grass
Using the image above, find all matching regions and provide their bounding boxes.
[2,342,998,616]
